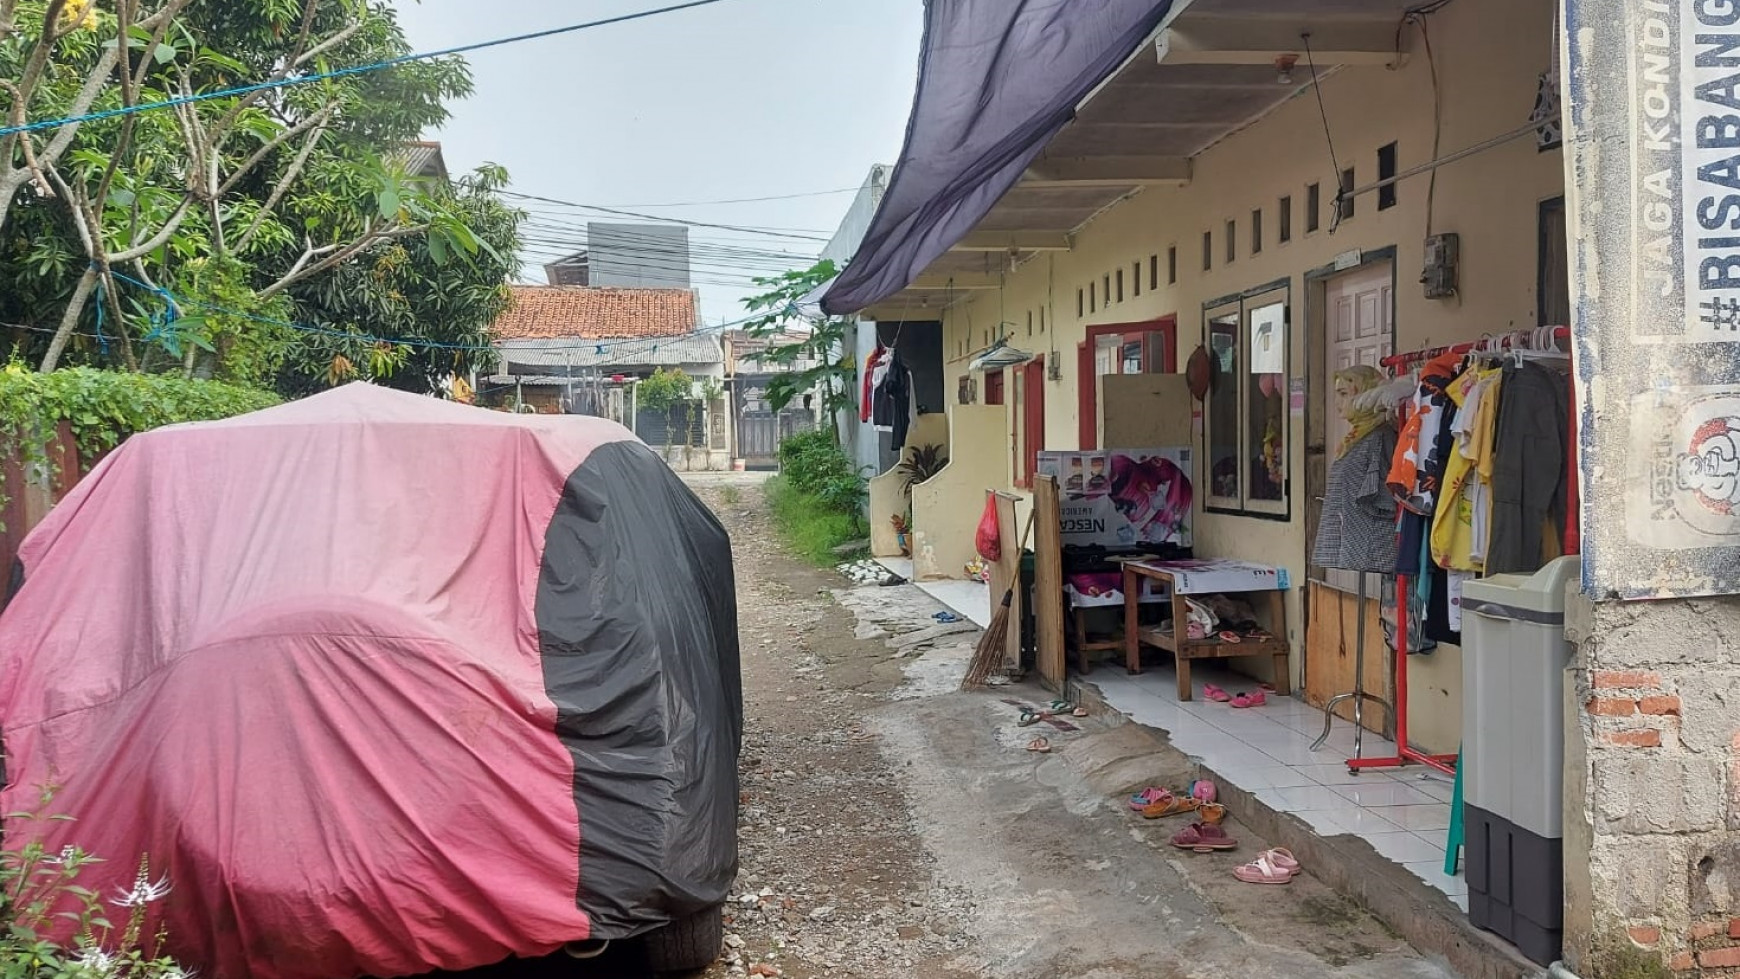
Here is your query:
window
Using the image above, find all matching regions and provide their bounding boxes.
[1132,262,1142,298]
[1251,208,1264,255]
[1378,142,1398,210]
[1279,196,1293,243]
[1090,282,1097,312]
[985,370,1005,406]
[1168,246,1178,284]
[1226,220,1237,264]
[1203,231,1213,271]
[1104,273,1112,304]
[1203,286,1290,517]
[1306,183,1321,233]
[1539,196,1570,327]
[1040,307,1047,333]
[1149,255,1159,291]
[1077,288,1085,318]
[1339,167,1356,222]
[1116,268,1125,303]
[1026,310,1034,336]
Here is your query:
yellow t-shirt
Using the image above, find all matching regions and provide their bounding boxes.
[1431,367,1501,571]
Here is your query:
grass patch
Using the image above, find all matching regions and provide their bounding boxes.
[766,474,863,566]
[720,484,742,505]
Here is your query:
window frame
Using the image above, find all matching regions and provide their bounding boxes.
[1306,183,1321,233]
[1279,195,1293,243]
[1378,142,1399,210]
[1202,279,1293,520]
[1251,208,1264,255]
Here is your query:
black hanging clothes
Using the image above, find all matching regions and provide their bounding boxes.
[1487,360,1569,575]
[885,351,912,450]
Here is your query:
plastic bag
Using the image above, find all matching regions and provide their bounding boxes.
[975,497,1002,562]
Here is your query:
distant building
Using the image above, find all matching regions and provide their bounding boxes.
[540,224,692,290]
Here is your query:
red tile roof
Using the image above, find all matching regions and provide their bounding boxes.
[492,286,698,340]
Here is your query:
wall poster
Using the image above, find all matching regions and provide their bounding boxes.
[1037,448,1193,548]
[1565,0,1740,597]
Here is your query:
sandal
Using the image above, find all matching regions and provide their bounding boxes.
[1141,791,1200,819]
[1198,802,1228,825]
[1128,787,1169,811]
[1218,630,1243,644]
[1025,737,1052,753]
[1170,822,1238,852]
[1203,684,1233,703]
[1231,690,1267,709]
[1234,849,1300,884]
[1018,708,1049,727]
[1189,779,1218,805]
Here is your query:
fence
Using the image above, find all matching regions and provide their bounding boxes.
[2,423,103,580]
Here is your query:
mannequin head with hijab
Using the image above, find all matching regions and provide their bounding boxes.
[1333,365,1389,459]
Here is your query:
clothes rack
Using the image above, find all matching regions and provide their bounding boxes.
[1347,326,1575,777]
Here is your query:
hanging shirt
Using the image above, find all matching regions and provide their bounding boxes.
[1387,351,1463,514]
[860,346,887,422]
[1431,366,1502,571]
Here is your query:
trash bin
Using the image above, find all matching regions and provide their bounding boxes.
[1460,554,1580,966]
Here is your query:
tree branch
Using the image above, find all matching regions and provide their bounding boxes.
[110,197,192,262]
[260,223,429,298]
[39,265,99,372]
[233,118,329,252]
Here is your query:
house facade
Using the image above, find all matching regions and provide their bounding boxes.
[822,0,1736,975]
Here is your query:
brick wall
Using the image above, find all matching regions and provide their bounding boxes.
[1566,595,1740,976]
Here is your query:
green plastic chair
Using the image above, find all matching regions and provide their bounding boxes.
[1443,745,1463,877]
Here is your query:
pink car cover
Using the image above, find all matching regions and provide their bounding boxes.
[0,385,741,978]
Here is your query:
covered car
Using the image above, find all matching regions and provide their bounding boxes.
[0,384,741,978]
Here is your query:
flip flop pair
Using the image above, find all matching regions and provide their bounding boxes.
[1170,822,1238,852]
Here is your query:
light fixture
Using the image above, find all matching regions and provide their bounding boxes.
[1275,53,1298,85]
[969,338,1034,372]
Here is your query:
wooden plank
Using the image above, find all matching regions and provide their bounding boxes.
[1303,581,1390,735]
[1032,476,1067,690]
[1100,374,1192,449]
[981,491,1024,672]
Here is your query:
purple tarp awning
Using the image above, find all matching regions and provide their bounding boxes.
[821,0,1176,316]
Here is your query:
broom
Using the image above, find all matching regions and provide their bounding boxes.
[961,510,1036,690]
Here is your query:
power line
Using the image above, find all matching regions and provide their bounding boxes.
[596,186,860,208]
[0,0,741,139]
[104,268,791,355]
[498,190,830,241]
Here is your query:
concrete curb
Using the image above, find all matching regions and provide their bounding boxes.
[1069,677,1543,979]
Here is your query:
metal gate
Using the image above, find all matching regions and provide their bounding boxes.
[734,374,815,470]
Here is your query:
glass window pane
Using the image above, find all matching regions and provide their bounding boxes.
[1207,308,1242,503]
[1246,301,1288,503]
[1121,339,1143,374]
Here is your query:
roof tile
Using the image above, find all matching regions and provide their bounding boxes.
[492,286,698,340]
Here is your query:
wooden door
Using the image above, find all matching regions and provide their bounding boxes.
[1319,262,1393,595]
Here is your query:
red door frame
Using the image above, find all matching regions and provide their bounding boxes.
[1077,316,1177,450]
[1019,356,1046,487]
[985,370,1005,406]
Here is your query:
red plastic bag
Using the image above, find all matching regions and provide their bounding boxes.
[975,497,1002,562]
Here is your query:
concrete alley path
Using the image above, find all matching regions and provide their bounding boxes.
[679,476,1455,979]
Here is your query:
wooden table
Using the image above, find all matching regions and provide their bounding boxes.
[1121,559,1291,702]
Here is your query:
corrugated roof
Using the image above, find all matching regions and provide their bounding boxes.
[397,141,448,182]
[492,286,699,340]
[494,334,722,373]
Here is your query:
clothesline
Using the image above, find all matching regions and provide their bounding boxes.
[1379,326,1569,371]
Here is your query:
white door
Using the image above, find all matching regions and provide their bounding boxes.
[1322,261,1393,594]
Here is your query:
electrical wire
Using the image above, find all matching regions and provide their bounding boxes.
[591,186,860,208]
[498,190,830,241]
[1301,32,1345,233]
[101,269,793,355]
[0,0,743,139]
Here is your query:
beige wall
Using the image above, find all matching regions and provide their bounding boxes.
[938,0,1562,751]
[869,413,949,557]
[912,405,1008,580]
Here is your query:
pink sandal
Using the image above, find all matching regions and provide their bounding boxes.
[1203,684,1233,703]
[1170,822,1238,852]
[1234,848,1301,884]
[1128,786,1169,811]
[1231,690,1267,709]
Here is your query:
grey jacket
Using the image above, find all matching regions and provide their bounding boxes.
[1313,425,1400,573]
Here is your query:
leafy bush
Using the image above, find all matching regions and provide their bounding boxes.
[0,364,280,460]
[1,805,190,979]
[768,430,866,564]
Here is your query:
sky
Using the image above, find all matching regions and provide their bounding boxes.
[392,0,924,324]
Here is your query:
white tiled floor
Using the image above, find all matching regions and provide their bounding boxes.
[874,558,993,627]
[1087,663,1468,908]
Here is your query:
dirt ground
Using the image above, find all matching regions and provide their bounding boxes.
[474,474,1456,979]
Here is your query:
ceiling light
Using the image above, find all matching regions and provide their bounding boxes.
[1275,54,1298,85]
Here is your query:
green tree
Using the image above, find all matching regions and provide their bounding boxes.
[0,0,509,389]
[741,259,853,442]
[275,163,524,397]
